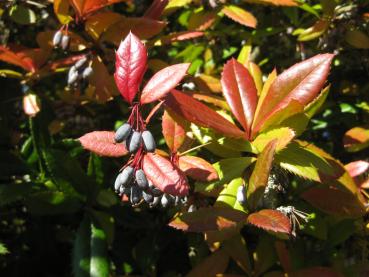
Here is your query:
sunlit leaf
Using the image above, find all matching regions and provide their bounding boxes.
[248,209,291,234]
[298,20,329,41]
[222,5,257,28]
[252,127,295,153]
[85,12,122,40]
[179,155,218,182]
[343,127,369,152]
[54,0,73,24]
[162,109,188,152]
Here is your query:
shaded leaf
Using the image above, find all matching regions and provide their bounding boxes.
[248,209,291,234]
[179,155,218,182]
[252,54,334,136]
[114,32,147,104]
[169,206,247,232]
[223,235,252,275]
[247,140,277,210]
[54,0,73,24]
[162,109,188,152]
[142,153,189,196]
[141,63,190,104]
[144,0,168,20]
[187,249,229,277]
[192,74,222,94]
[85,12,122,40]
[188,10,217,31]
[221,58,258,138]
[244,0,297,6]
[290,267,344,277]
[301,187,365,217]
[164,90,245,138]
[222,5,257,28]
[345,30,369,49]
[9,4,36,25]
[78,131,128,157]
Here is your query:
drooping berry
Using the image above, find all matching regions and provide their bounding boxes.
[75,56,88,69]
[52,30,63,47]
[130,186,142,205]
[149,196,161,208]
[187,204,197,213]
[142,190,154,203]
[82,67,93,79]
[61,35,70,50]
[114,123,132,143]
[142,130,156,152]
[120,166,134,188]
[128,131,142,153]
[67,66,79,85]
[148,181,162,196]
[135,169,149,190]
[161,194,170,208]
[236,185,247,205]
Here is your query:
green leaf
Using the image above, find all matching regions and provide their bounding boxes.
[25,191,82,215]
[195,157,255,194]
[0,183,33,206]
[300,213,327,240]
[9,5,36,25]
[253,234,277,276]
[87,153,104,185]
[327,219,356,248]
[96,190,118,208]
[304,85,330,119]
[90,210,115,245]
[297,20,329,41]
[252,127,295,153]
[73,216,109,277]
[247,140,277,210]
[216,177,247,213]
[0,69,23,78]
[0,242,9,255]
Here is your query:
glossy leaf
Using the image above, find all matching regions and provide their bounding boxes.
[193,74,222,94]
[114,32,147,104]
[216,178,247,213]
[78,131,128,157]
[188,10,217,31]
[343,127,369,152]
[141,63,190,104]
[178,155,218,182]
[164,90,245,138]
[244,0,297,6]
[297,20,329,42]
[154,31,204,46]
[252,54,334,136]
[144,0,168,20]
[304,85,330,119]
[142,153,189,196]
[191,92,230,110]
[169,206,247,232]
[252,127,295,153]
[221,58,258,138]
[85,12,122,40]
[54,0,73,24]
[247,140,277,210]
[222,5,257,28]
[187,249,229,277]
[345,161,369,178]
[162,109,188,152]
[302,187,365,217]
[247,209,291,234]
[70,0,124,19]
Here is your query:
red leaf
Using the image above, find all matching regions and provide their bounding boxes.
[162,109,188,152]
[140,63,190,104]
[179,155,218,182]
[70,0,125,19]
[142,153,189,196]
[221,58,258,138]
[169,206,247,232]
[252,54,334,136]
[247,209,291,234]
[164,90,245,138]
[114,32,147,104]
[345,161,369,178]
[159,31,204,45]
[301,187,365,217]
[78,131,128,157]
[144,0,168,20]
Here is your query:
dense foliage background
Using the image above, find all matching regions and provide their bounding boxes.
[0,0,369,276]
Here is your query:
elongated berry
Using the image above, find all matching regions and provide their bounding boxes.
[52,30,63,47]
[135,169,148,189]
[114,173,123,192]
[75,56,88,69]
[115,123,132,143]
[149,196,161,208]
[237,186,247,205]
[119,185,130,196]
[128,131,142,153]
[120,166,134,188]
[161,194,170,208]
[142,190,154,203]
[142,130,156,152]
[68,70,79,85]
[82,67,93,79]
[148,181,162,196]
[188,204,196,213]
[130,186,142,205]
[61,35,70,50]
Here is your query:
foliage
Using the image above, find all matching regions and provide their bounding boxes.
[0,0,369,276]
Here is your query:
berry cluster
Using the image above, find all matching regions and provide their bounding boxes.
[52,29,70,50]
[67,56,93,87]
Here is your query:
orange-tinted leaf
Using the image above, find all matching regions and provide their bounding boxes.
[162,109,188,152]
[244,0,297,6]
[187,249,229,277]
[114,32,147,104]
[169,206,247,232]
[188,10,217,31]
[247,209,291,234]
[164,90,245,138]
[301,187,365,217]
[179,155,218,181]
[78,131,128,157]
[144,0,168,20]
[142,153,189,196]
[345,161,369,178]
[191,92,230,110]
[54,0,73,24]
[222,5,257,28]
[221,58,258,138]
[70,0,125,19]
[247,140,277,210]
[343,127,369,152]
[252,54,334,136]
[155,31,204,45]
[101,17,166,45]
[85,12,122,40]
[141,63,190,104]
[290,266,345,277]
[193,74,222,94]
